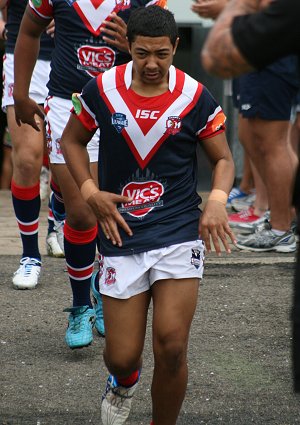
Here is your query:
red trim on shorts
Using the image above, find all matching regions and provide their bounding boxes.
[11,179,40,200]
[64,222,97,245]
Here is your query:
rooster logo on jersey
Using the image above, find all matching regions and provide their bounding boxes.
[165,116,182,136]
[115,0,131,11]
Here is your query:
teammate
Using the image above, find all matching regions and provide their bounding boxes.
[1,0,64,291]
[60,6,235,424]
[13,0,167,349]
[200,0,300,395]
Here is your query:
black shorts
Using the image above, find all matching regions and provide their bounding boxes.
[232,70,298,120]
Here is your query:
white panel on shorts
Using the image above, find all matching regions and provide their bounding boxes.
[44,96,99,164]
[2,53,50,110]
[99,240,205,299]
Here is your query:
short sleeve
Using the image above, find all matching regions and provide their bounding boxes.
[29,0,53,19]
[196,87,226,140]
[71,80,99,132]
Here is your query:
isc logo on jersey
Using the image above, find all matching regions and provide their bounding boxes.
[119,181,164,218]
[77,46,116,77]
[136,109,160,120]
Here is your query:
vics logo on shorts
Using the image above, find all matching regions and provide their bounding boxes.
[77,46,116,76]
[119,181,164,218]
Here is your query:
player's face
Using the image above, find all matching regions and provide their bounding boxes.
[130,35,179,86]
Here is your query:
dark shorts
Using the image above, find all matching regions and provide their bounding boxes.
[231,70,298,120]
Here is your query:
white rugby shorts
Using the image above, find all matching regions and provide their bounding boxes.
[44,96,99,164]
[2,53,50,110]
[98,239,205,299]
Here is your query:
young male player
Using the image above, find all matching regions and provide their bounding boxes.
[60,6,236,424]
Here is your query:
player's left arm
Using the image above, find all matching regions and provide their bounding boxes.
[199,132,236,254]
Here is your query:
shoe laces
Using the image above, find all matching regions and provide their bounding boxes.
[17,257,41,277]
[54,220,64,234]
[66,306,91,333]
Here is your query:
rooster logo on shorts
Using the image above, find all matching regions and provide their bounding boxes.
[191,248,201,269]
[105,267,116,286]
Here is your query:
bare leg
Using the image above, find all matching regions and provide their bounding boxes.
[151,278,199,425]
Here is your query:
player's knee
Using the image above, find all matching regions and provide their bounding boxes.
[65,203,96,230]
[154,332,188,373]
[13,156,41,182]
[104,350,140,377]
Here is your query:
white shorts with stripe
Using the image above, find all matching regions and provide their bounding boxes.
[99,239,205,299]
[44,96,99,164]
[2,53,50,110]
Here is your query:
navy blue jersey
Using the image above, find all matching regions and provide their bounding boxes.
[72,62,226,256]
[29,0,167,99]
[5,0,54,60]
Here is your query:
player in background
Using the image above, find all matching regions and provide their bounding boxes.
[13,0,167,348]
[1,0,64,292]
[60,6,236,424]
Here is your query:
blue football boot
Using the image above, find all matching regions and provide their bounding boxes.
[64,305,96,349]
[91,271,105,337]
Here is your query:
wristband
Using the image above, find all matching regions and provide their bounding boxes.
[80,178,98,202]
[207,189,228,205]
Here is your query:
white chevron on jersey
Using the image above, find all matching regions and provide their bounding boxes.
[73,0,117,36]
[100,62,200,168]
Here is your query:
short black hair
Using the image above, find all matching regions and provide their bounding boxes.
[127,6,178,47]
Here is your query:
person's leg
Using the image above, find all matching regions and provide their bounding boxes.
[101,291,151,425]
[7,106,44,289]
[51,162,98,348]
[151,277,199,425]
[235,118,297,252]
[45,95,100,347]
[0,143,12,189]
[247,118,294,231]
[103,292,150,375]
[228,116,270,232]
[238,117,269,213]
[239,149,254,194]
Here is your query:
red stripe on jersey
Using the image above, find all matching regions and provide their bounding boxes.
[72,0,119,37]
[115,66,185,136]
[11,180,40,201]
[97,65,203,169]
[64,222,98,245]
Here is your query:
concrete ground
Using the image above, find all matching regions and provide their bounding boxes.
[0,190,299,424]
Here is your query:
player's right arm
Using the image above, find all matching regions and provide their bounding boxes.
[13,4,51,130]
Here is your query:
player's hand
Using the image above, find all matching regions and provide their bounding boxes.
[46,19,55,38]
[101,13,129,53]
[199,200,236,255]
[13,97,45,131]
[191,0,227,20]
[87,190,133,247]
